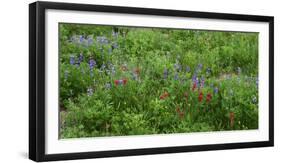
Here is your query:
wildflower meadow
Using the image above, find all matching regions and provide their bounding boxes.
[59,23,259,138]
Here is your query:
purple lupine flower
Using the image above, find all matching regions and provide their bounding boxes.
[195,77,200,86]
[87,88,93,96]
[192,73,197,82]
[89,59,96,70]
[70,55,75,65]
[163,68,168,79]
[214,87,219,94]
[185,66,190,73]
[87,37,93,46]
[174,73,179,80]
[200,77,205,88]
[79,35,84,43]
[96,36,109,45]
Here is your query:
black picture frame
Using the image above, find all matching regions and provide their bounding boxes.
[29,1,274,162]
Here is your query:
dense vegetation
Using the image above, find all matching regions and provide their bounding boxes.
[59,23,259,138]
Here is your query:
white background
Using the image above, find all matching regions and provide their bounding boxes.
[0,0,279,162]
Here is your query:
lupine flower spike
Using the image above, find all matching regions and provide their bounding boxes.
[163,68,168,79]
[214,87,219,94]
[70,55,75,65]
[89,58,96,70]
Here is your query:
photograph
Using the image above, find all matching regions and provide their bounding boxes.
[59,23,259,139]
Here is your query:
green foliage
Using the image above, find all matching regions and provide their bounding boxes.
[59,23,259,139]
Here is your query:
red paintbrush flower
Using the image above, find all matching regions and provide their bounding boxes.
[123,78,127,85]
[230,112,235,128]
[206,92,212,103]
[160,91,169,100]
[192,82,197,91]
[114,79,127,86]
[114,80,119,86]
[198,91,203,102]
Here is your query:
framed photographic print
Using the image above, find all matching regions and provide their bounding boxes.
[29,1,274,162]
